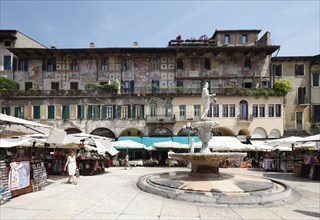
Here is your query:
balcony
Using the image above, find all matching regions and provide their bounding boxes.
[0,86,288,99]
[145,114,175,124]
[237,114,253,126]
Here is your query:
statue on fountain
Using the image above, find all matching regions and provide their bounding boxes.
[201,82,216,121]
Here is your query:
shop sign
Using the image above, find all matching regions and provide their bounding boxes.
[149,127,173,136]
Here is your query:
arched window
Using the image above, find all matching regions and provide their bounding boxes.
[164,103,172,119]
[239,100,248,120]
[150,103,157,118]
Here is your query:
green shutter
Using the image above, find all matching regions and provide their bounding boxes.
[63,106,69,119]
[127,105,131,119]
[88,105,92,119]
[132,105,136,119]
[33,106,40,119]
[116,106,121,119]
[77,105,84,119]
[140,105,144,119]
[95,105,100,119]
[113,105,116,118]
[102,106,106,119]
[14,107,19,117]
[48,106,55,119]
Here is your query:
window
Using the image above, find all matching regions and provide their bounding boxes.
[224,34,230,44]
[70,82,78,90]
[179,105,186,120]
[312,105,320,123]
[204,58,211,70]
[4,56,11,70]
[194,105,201,120]
[77,105,84,119]
[252,104,258,117]
[151,80,160,93]
[295,64,304,76]
[275,104,281,117]
[150,103,157,118]
[243,82,252,88]
[101,58,108,71]
[268,104,274,117]
[151,57,160,70]
[244,58,251,69]
[48,105,55,119]
[120,106,128,119]
[33,106,40,119]
[229,104,235,117]
[2,107,11,115]
[62,105,70,119]
[177,58,183,69]
[18,59,28,71]
[14,106,24,118]
[312,73,320,87]
[121,58,130,70]
[25,82,33,91]
[222,104,228,117]
[106,106,113,119]
[71,59,78,71]
[135,105,144,119]
[88,105,100,119]
[273,64,282,77]
[47,58,56,71]
[165,103,172,119]
[259,104,265,117]
[298,87,306,104]
[213,104,219,117]
[240,34,248,44]
[51,82,59,90]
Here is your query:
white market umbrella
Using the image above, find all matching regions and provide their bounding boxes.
[111,140,146,150]
[299,134,320,142]
[194,136,246,151]
[46,128,83,149]
[0,113,52,136]
[153,141,189,149]
[94,139,119,156]
[264,136,304,146]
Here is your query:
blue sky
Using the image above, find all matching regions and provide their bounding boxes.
[1,0,319,56]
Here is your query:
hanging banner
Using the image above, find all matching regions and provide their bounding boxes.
[9,161,30,190]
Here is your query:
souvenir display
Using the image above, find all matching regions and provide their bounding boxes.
[0,160,12,205]
[31,162,47,192]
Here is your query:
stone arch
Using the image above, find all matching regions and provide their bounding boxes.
[90,127,116,139]
[269,129,281,138]
[119,128,145,137]
[214,127,235,136]
[252,127,267,139]
[64,128,82,134]
[238,129,250,136]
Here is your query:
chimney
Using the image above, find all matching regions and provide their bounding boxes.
[89,42,95,48]
[133,42,138,47]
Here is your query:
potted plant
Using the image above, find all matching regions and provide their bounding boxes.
[176,86,184,93]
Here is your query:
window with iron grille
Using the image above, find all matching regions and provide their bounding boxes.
[213,104,219,117]
[229,104,235,117]
[252,104,258,117]
[259,104,265,117]
[295,64,304,76]
[268,104,274,117]
[275,104,281,117]
[222,104,228,117]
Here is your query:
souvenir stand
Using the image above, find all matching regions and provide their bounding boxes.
[0,146,47,199]
[76,149,106,176]
[44,149,67,175]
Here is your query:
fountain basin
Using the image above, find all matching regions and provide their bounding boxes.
[169,152,247,177]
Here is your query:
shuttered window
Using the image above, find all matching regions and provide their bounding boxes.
[33,106,40,119]
[62,105,70,119]
[48,105,55,119]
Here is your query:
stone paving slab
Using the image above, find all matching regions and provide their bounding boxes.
[0,167,319,220]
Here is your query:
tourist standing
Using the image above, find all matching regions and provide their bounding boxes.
[124,153,131,170]
[64,150,77,185]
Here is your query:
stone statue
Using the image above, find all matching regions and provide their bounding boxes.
[201,82,216,120]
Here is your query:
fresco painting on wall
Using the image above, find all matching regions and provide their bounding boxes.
[70,72,80,80]
[28,60,42,82]
[80,59,97,83]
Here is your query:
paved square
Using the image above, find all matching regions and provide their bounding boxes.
[1,167,319,220]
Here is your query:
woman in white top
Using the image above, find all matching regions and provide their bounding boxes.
[64,150,77,185]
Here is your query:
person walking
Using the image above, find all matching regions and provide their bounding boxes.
[124,153,131,170]
[64,150,77,185]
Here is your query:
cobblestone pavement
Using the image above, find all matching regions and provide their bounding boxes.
[1,167,319,220]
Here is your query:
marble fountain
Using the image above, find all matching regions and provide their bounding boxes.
[137,82,291,204]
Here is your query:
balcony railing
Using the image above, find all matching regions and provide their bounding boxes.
[237,114,253,121]
[145,114,175,124]
[0,86,287,98]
